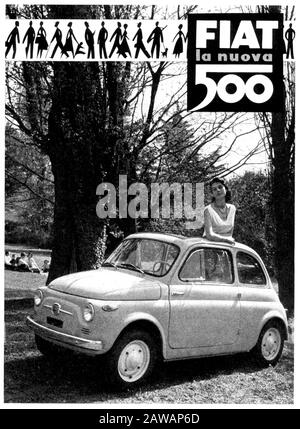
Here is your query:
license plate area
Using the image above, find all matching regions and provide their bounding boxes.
[47,317,63,328]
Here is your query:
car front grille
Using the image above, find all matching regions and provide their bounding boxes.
[81,327,91,336]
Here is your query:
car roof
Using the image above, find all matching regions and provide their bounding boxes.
[125,232,257,254]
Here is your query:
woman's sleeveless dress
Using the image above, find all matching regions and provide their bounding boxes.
[203,204,236,237]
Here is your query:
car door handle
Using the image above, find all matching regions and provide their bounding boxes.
[237,293,242,300]
[172,291,185,296]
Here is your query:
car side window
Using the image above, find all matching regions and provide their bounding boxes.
[180,250,203,280]
[180,248,234,284]
[203,248,234,284]
[237,252,266,285]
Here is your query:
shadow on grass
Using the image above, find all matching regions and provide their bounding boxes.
[4,345,293,403]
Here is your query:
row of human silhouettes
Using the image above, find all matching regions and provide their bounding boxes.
[5,20,187,60]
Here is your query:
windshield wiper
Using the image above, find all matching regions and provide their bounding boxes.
[102,261,117,268]
[116,263,145,274]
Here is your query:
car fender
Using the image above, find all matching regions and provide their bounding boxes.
[121,311,168,358]
[240,308,288,352]
[258,309,288,339]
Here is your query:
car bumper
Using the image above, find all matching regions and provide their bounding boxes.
[26,315,104,355]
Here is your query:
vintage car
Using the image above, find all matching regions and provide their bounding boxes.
[27,232,288,389]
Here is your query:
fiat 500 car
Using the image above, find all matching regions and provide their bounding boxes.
[27,232,288,389]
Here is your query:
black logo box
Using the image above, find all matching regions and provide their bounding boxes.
[187,13,284,112]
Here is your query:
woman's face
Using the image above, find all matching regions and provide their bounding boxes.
[211,182,227,200]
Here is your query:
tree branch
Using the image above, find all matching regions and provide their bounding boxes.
[5,171,54,205]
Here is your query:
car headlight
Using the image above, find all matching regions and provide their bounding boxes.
[83,303,95,322]
[34,289,43,306]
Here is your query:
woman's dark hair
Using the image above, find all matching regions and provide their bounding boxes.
[209,177,231,202]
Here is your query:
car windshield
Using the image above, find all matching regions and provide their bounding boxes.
[105,238,180,277]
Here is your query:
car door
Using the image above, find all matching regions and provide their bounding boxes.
[235,251,276,345]
[168,246,241,349]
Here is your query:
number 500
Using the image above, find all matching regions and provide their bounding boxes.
[192,64,274,110]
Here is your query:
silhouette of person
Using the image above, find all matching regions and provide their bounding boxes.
[36,21,48,58]
[64,22,78,58]
[285,23,295,60]
[50,21,69,58]
[147,21,164,59]
[5,21,20,59]
[23,20,35,59]
[98,21,108,59]
[173,24,186,58]
[109,22,122,58]
[75,42,85,56]
[85,21,95,59]
[118,24,131,58]
[133,22,150,59]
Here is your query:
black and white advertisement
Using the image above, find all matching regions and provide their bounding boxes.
[2,0,297,415]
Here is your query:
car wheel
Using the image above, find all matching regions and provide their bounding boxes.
[252,321,285,367]
[104,329,159,390]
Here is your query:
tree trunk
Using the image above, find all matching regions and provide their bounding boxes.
[267,0,294,316]
[105,62,137,237]
[46,63,106,284]
[271,113,294,314]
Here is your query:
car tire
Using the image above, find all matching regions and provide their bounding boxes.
[104,329,159,390]
[252,320,285,367]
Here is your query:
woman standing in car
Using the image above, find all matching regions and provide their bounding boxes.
[203,178,236,244]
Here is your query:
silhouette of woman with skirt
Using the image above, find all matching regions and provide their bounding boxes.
[64,22,78,58]
[36,21,48,58]
[118,24,131,58]
[173,24,186,58]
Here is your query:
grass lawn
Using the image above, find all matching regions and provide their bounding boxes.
[5,248,51,298]
[4,258,294,404]
[5,270,48,299]
[4,306,294,404]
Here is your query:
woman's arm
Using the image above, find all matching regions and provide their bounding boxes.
[72,30,78,44]
[204,208,235,244]
[110,29,116,42]
[228,205,236,237]
[32,258,40,270]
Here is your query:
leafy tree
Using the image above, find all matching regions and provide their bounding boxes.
[5,124,54,247]
[5,4,265,284]
[256,5,295,314]
[229,172,275,270]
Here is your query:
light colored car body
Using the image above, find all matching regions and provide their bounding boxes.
[27,232,288,386]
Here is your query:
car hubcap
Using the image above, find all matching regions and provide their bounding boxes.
[261,328,281,360]
[118,340,150,382]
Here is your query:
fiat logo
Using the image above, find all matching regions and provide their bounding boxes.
[52,303,61,316]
